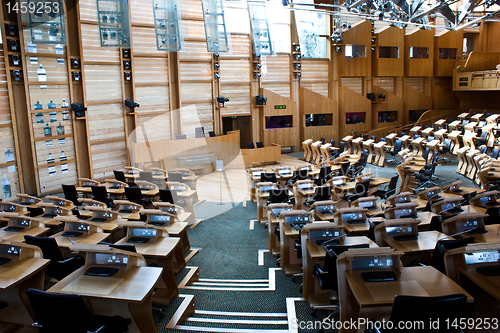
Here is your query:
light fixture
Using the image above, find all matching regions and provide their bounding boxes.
[71,103,87,118]
[294,72,301,79]
[124,72,132,81]
[7,25,16,36]
[254,73,261,79]
[12,70,21,81]
[71,59,80,69]
[254,63,262,70]
[124,99,140,112]
[371,47,375,51]
[336,46,342,52]
[213,53,219,60]
[216,96,229,107]
[123,61,131,70]
[294,63,301,70]
[72,72,81,81]
[214,73,220,80]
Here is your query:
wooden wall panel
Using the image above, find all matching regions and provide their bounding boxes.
[87,104,126,142]
[434,30,463,77]
[80,24,121,63]
[131,27,166,56]
[404,28,434,76]
[373,77,394,93]
[134,58,169,84]
[181,103,214,138]
[261,55,291,98]
[179,41,212,61]
[370,86,403,129]
[339,21,372,77]
[135,86,170,113]
[340,78,363,95]
[300,59,329,97]
[129,0,154,25]
[37,161,78,193]
[181,82,212,102]
[27,85,70,110]
[180,20,206,40]
[372,26,404,77]
[25,57,68,82]
[90,140,128,179]
[136,113,171,142]
[220,60,250,83]
[339,86,371,139]
[0,87,12,123]
[299,87,337,142]
[0,51,6,84]
[180,0,204,20]
[84,65,122,102]
[220,84,251,115]
[78,0,98,22]
[404,77,424,94]
[261,88,297,147]
[403,85,433,124]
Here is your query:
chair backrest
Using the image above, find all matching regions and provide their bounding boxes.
[267,189,289,204]
[340,162,350,176]
[159,189,175,204]
[62,184,79,206]
[427,136,434,142]
[480,131,488,139]
[479,145,487,154]
[400,131,406,136]
[26,288,93,333]
[430,237,475,274]
[124,187,143,205]
[389,294,467,332]
[387,175,399,192]
[246,142,255,149]
[322,244,369,290]
[138,172,154,182]
[414,134,421,139]
[370,136,376,141]
[338,141,345,152]
[314,186,332,201]
[354,180,370,196]
[256,141,264,148]
[261,172,277,183]
[113,170,127,182]
[208,131,216,137]
[491,148,499,159]
[360,149,368,159]
[167,172,183,183]
[443,138,452,150]
[320,138,325,144]
[24,235,64,262]
[91,186,109,203]
[394,140,402,152]
[294,169,308,180]
[319,165,331,178]
[195,127,205,138]
[380,137,386,142]
[329,139,335,146]
[422,147,430,161]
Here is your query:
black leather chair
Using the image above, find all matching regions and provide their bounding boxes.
[286,170,308,188]
[372,175,398,202]
[365,294,468,333]
[266,189,290,207]
[208,131,216,137]
[430,237,475,274]
[26,288,131,333]
[256,141,264,148]
[331,141,345,159]
[113,170,127,183]
[167,172,183,183]
[246,142,255,149]
[347,150,368,179]
[386,140,402,164]
[437,138,452,163]
[124,187,152,208]
[24,236,85,281]
[474,131,488,147]
[260,172,278,184]
[138,172,155,183]
[91,186,113,208]
[490,148,499,159]
[345,180,371,203]
[62,184,80,207]
[159,189,185,207]
[304,186,332,207]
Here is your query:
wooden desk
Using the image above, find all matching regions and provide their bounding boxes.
[0,226,48,242]
[48,265,162,333]
[116,235,181,304]
[303,236,377,302]
[384,230,448,254]
[457,224,500,243]
[341,266,474,332]
[0,243,50,326]
[52,232,110,249]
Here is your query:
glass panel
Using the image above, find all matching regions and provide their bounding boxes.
[378,46,399,59]
[96,0,131,47]
[202,0,230,52]
[409,110,426,122]
[409,47,428,59]
[265,115,293,129]
[24,0,66,45]
[346,112,365,124]
[153,0,182,51]
[345,45,366,58]
[305,114,333,127]
[248,3,273,56]
[439,48,457,59]
[294,1,327,58]
[378,111,398,123]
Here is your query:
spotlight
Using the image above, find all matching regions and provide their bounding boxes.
[254,73,261,79]
[7,25,16,36]
[124,99,140,111]
[214,63,220,70]
[336,46,342,52]
[214,73,220,80]
[124,72,132,81]
[123,61,131,70]
[294,72,302,79]
[295,63,301,70]
[122,49,130,58]
[11,55,20,66]
[12,70,21,81]
[254,63,262,70]
[71,59,80,69]
[72,72,81,81]
[213,53,219,60]
[48,24,59,37]
[371,47,375,51]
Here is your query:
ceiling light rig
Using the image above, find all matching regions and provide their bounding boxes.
[268,0,500,35]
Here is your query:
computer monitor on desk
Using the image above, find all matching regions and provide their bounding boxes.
[141,209,174,227]
[336,208,367,225]
[442,212,489,235]
[281,210,312,231]
[296,181,314,192]
[417,186,442,201]
[312,200,336,219]
[470,191,500,208]
[270,205,292,218]
[353,197,378,210]
[258,184,278,195]
[84,206,116,223]
[0,202,23,213]
[1,214,42,232]
[385,202,418,219]
[0,243,21,265]
[16,194,42,206]
[445,243,500,282]
[338,247,403,281]
[431,198,464,216]
[386,192,412,206]
[378,219,420,243]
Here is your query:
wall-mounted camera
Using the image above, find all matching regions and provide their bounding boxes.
[6,25,17,36]
[71,103,87,118]
[122,49,130,58]
[72,72,81,81]
[123,61,131,70]
[12,70,22,81]
[71,59,81,69]
[10,55,20,67]
[8,40,19,52]
[124,72,132,81]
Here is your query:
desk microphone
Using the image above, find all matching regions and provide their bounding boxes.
[437,200,468,215]
[59,224,76,245]
[320,231,353,246]
[440,227,479,241]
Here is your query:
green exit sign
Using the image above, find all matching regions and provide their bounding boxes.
[274,105,286,109]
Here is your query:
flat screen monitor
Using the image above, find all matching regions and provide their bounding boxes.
[68,223,89,232]
[94,253,128,265]
[284,215,310,223]
[149,215,170,224]
[358,201,375,209]
[465,251,500,264]
[456,219,480,232]
[0,245,21,256]
[310,229,341,240]
[386,226,413,236]
[352,255,395,270]
[341,212,364,221]
[265,115,293,129]
[130,228,157,237]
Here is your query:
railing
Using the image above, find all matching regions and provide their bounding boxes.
[456,52,500,73]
